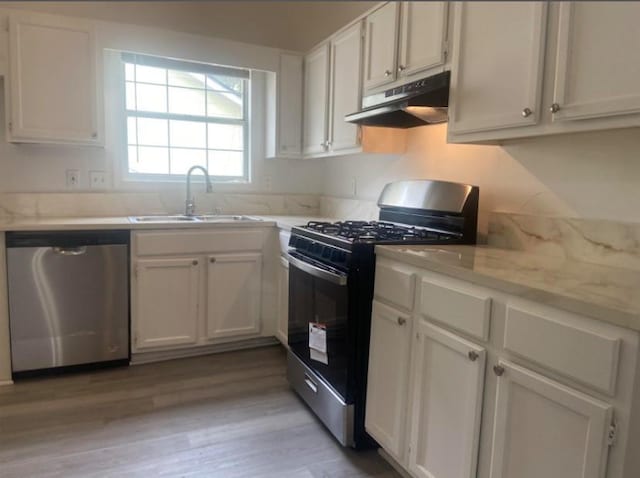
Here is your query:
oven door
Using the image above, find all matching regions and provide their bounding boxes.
[287,251,350,401]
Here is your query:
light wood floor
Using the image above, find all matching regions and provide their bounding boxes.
[0,346,399,477]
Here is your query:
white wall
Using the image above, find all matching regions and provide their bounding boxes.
[322,124,640,233]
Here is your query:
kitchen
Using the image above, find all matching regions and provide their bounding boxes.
[0,1,639,477]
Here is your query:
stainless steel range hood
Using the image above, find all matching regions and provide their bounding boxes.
[345,71,450,128]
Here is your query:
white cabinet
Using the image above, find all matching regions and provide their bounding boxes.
[551,2,640,122]
[276,255,289,345]
[408,321,486,478]
[133,258,200,350]
[7,12,102,145]
[363,2,449,93]
[302,43,330,156]
[448,2,548,135]
[206,253,262,339]
[397,2,448,80]
[489,360,612,478]
[328,21,363,154]
[363,2,399,91]
[365,301,412,462]
[266,53,303,159]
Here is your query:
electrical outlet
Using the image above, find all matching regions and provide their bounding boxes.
[66,169,80,189]
[263,175,272,192]
[89,170,107,189]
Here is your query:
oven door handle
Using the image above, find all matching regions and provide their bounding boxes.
[285,253,347,286]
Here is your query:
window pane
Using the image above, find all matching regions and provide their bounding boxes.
[125,63,135,81]
[208,150,244,177]
[207,124,243,150]
[126,82,136,110]
[169,70,205,88]
[169,120,206,148]
[128,146,137,166]
[130,146,169,175]
[127,117,137,145]
[136,65,166,85]
[206,75,244,94]
[207,91,243,119]
[168,87,205,116]
[136,83,167,113]
[137,117,168,146]
[170,148,207,175]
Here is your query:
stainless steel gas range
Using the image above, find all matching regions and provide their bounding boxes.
[286,179,480,448]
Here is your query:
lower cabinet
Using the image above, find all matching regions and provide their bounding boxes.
[489,360,612,478]
[134,257,200,350]
[206,253,262,339]
[408,321,486,478]
[275,255,289,345]
[365,301,413,462]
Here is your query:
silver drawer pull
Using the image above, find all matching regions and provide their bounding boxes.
[52,246,87,256]
[493,364,505,377]
[397,317,406,326]
[304,374,318,393]
[468,351,479,362]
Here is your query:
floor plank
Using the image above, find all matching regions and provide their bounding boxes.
[0,346,399,477]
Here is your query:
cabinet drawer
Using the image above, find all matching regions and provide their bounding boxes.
[504,305,621,395]
[135,229,264,256]
[374,261,415,310]
[419,278,492,341]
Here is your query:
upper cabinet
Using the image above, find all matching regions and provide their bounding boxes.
[302,43,331,157]
[7,12,103,145]
[363,2,449,93]
[551,2,640,122]
[447,2,547,135]
[448,2,640,144]
[303,22,363,159]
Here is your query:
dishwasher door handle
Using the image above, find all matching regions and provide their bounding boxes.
[52,246,87,256]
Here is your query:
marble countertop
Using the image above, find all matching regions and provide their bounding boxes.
[0,215,332,232]
[377,245,640,332]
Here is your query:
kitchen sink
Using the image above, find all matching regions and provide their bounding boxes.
[129,214,262,224]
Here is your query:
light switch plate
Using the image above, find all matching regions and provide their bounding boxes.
[89,170,107,189]
[66,169,80,189]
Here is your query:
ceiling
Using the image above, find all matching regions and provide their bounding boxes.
[0,1,378,51]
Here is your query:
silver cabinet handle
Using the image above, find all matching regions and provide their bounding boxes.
[304,373,318,393]
[521,107,532,118]
[192,260,198,266]
[286,252,347,286]
[384,69,392,77]
[52,246,87,256]
[397,65,406,73]
[91,132,98,139]
[468,351,479,362]
[493,365,505,377]
[209,257,216,264]
[549,103,561,113]
[397,317,406,326]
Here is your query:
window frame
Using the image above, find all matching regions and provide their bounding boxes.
[122,53,250,183]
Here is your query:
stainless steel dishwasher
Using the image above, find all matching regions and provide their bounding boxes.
[6,230,130,376]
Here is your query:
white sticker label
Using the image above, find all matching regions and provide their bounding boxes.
[309,323,327,353]
[310,348,329,365]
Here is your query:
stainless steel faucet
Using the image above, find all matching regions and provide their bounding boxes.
[185,166,213,216]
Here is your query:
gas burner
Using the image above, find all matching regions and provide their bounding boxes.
[303,220,454,243]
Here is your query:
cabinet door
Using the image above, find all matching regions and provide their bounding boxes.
[398,2,448,79]
[448,2,547,135]
[329,21,363,154]
[206,253,262,339]
[8,12,101,145]
[134,258,200,350]
[408,321,486,478]
[552,2,640,122]
[278,53,303,157]
[302,43,330,156]
[365,301,412,463]
[276,255,289,345]
[489,360,612,478]
[363,2,399,91]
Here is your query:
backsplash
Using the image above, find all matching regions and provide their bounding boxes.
[0,192,319,218]
[319,196,378,221]
[488,212,640,271]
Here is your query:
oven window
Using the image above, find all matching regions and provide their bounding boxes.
[288,262,349,399]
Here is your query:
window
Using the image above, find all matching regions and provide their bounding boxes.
[123,53,249,181]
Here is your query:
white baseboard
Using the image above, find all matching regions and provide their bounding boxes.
[0,379,14,387]
[378,448,412,478]
[130,336,280,365]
